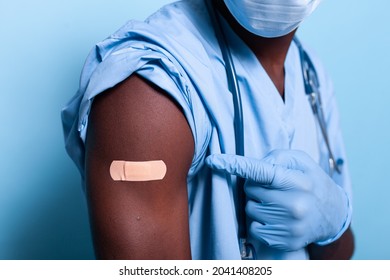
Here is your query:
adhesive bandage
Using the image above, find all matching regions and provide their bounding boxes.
[110,160,167,182]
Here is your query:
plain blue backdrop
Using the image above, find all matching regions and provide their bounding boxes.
[0,0,388,259]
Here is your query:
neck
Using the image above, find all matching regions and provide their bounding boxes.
[214,0,296,97]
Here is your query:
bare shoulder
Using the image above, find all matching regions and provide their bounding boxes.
[85,74,194,259]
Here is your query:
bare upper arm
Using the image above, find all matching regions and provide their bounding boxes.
[85,74,194,259]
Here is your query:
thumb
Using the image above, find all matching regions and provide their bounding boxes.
[205,154,276,185]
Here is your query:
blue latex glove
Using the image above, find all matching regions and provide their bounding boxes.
[206,150,351,251]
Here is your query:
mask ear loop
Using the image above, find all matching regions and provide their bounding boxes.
[205,0,256,260]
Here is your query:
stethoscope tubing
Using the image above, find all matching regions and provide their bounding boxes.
[206,0,340,260]
[205,0,253,259]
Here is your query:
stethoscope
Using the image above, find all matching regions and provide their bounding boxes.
[206,0,342,260]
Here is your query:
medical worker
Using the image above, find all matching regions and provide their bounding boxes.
[62,0,354,259]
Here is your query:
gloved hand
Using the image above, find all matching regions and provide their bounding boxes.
[206,150,351,251]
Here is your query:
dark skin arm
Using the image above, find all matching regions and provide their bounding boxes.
[308,226,355,260]
[84,1,354,260]
[85,74,194,259]
[215,0,355,259]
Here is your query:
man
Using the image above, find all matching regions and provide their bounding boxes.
[62,0,354,259]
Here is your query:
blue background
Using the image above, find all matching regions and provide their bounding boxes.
[0,0,388,259]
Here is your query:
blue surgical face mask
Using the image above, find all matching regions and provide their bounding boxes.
[223,0,322,38]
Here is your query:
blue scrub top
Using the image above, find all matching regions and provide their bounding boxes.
[61,0,352,260]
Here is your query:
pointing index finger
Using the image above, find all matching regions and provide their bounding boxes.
[205,154,276,185]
